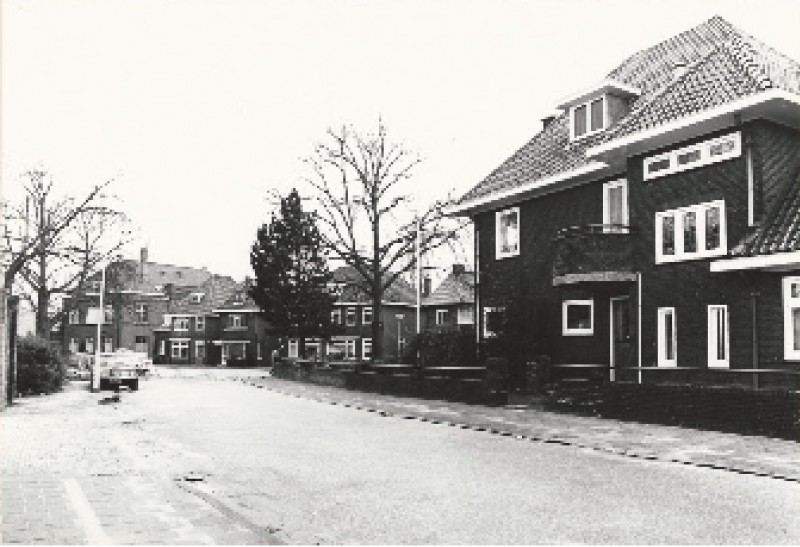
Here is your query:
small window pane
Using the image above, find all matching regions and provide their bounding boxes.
[499,210,519,255]
[664,311,674,361]
[677,149,701,165]
[705,206,721,251]
[791,283,800,299]
[649,158,671,173]
[662,215,675,256]
[683,211,697,253]
[566,304,591,330]
[590,99,604,131]
[574,105,587,136]
[710,139,735,156]
[793,309,800,351]
[608,186,624,226]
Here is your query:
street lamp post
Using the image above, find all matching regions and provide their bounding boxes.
[92,265,106,392]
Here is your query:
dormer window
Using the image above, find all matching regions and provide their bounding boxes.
[572,96,606,140]
[190,292,205,304]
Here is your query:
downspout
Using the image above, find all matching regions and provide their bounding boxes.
[637,272,642,385]
[752,290,759,390]
[474,220,480,359]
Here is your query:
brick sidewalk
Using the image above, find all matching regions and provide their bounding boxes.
[0,384,275,545]
[239,375,800,482]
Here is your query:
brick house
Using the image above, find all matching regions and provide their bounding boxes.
[450,17,800,389]
[287,265,416,362]
[420,264,475,333]
[61,249,215,359]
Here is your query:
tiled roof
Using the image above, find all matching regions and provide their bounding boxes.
[331,266,416,304]
[170,275,239,315]
[98,258,213,293]
[456,16,800,208]
[422,268,475,307]
[215,280,261,312]
[731,174,800,257]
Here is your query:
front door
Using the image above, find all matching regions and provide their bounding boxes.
[609,296,633,381]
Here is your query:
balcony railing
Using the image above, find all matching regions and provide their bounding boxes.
[552,224,636,285]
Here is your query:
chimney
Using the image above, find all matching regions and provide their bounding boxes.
[541,114,557,129]
[139,247,148,281]
[452,264,466,276]
[422,276,432,298]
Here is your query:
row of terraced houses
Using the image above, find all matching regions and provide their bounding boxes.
[58,248,476,366]
[450,16,799,389]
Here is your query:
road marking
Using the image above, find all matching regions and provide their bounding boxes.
[63,478,112,545]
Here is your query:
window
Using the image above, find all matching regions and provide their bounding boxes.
[173,317,190,331]
[159,340,166,356]
[562,299,594,336]
[362,338,373,360]
[655,200,726,263]
[135,303,148,323]
[288,339,299,359]
[85,338,95,354]
[362,307,373,324]
[707,305,729,368]
[195,341,206,360]
[102,337,113,353]
[571,95,606,140]
[256,342,262,360]
[104,305,113,323]
[190,292,205,304]
[482,307,505,338]
[69,338,79,353]
[195,316,205,332]
[135,336,148,353]
[435,309,448,326]
[346,307,357,326]
[603,179,628,232]
[784,277,800,361]
[346,340,356,358]
[496,207,520,259]
[68,309,80,325]
[657,307,677,367]
[228,315,244,328]
[171,340,189,359]
[457,307,474,325]
[643,132,741,181]
[331,308,342,324]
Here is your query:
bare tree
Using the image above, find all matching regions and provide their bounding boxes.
[303,121,467,360]
[3,170,133,337]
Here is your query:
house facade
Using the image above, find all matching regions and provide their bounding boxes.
[285,266,416,362]
[451,17,800,389]
[420,264,475,333]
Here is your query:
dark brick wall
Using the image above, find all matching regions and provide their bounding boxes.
[751,120,800,221]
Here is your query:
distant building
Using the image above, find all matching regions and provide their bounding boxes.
[420,264,475,333]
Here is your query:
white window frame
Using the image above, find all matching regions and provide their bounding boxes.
[457,306,474,325]
[603,179,629,233]
[102,337,113,353]
[288,339,299,359]
[482,306,504,338]
[495,207,520,259]
[783,277,800,361]
[570,94,607,141]
[85,338,94,354]
[159,340,166,356]
[331,308,342,325]
[362,338,373,360]
[228,314,243,329]
[173,317,190,332]
[562,299,594,336]
[256,341,262,360]
[435,309,448,326]
[746,143,756,227]
[346,339,356,359]
[643,132,742,181]
[171,340,189,359]
[362,307,373,324]
[657,307,677,367]
[68,309,80,325]
[195,340,206,359]
[69,338,79,353]
[346,307,357,326]
[655,200,727,264]
[707,305,730,368]
[195,316,205,332]
[135,303,148,323]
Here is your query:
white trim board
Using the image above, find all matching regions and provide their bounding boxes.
[710,251,800,272]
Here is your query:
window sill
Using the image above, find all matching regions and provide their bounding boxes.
[656,249,727,264]
[562,330,594,337]
[496,251,520,261]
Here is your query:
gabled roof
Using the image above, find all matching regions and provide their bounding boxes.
[454,16,800,214]
[92,258,213,294]
[731,174,799,257]
[331,266,416,304]
[214,280,261,312]
[170,275,239,315]
[422,267,475,307]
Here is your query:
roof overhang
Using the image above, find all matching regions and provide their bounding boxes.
[447,161,609,217]
[710,250,800,273]
[587,89,800,168]
[556,79,641,110]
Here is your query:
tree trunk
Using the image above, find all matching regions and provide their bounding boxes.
[372,214,382,361]
[36,287,50,338]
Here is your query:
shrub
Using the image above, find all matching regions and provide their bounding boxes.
[407,330,477,368]
[16,336,66,395]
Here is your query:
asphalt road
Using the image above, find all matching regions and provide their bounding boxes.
[115,375,800,544]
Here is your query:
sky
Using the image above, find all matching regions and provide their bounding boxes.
[3,0,800,285]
